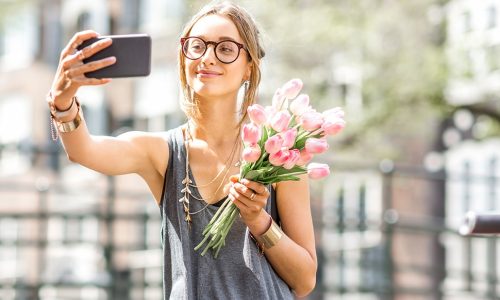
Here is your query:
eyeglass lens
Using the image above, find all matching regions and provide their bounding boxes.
[183,37,241,63]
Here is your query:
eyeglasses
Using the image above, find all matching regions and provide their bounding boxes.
[181,37,247,64]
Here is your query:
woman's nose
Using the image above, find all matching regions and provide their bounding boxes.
[201,44,217,64]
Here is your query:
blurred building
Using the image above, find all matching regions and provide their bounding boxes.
[443,0,500,299]
[0,0,185,299]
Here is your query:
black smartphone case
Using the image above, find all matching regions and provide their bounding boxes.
[77,34,151,78]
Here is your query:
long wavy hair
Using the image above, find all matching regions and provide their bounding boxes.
[178,1,265,127]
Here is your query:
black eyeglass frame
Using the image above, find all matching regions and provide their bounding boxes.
[180,37,247,64]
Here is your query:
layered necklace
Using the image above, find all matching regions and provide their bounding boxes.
[179,121,241,224]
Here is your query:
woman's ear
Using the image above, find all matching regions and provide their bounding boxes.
[244,62,252,81]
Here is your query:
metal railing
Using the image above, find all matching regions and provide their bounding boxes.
[0,172,162,300]
[1,146,499,300]
[315,159,499,300]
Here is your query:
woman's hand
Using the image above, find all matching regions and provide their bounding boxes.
[228,178,271,233]
[49,30,116,109]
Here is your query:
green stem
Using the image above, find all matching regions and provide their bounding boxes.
[203,198,231,235]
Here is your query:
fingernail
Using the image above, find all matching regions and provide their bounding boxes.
[241,179,249,185]
[107,56,116,62]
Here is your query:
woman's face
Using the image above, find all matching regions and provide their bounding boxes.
[184,14,251,101]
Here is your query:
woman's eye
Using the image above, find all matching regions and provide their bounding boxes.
[190,45,204,52]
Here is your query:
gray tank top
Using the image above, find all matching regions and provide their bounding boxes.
[159,126,294,300]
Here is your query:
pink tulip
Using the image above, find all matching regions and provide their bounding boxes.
[321,107,345,136]
[305,138,329,154]
[270,111,291,132]
[281,78,303,99]
[323,107,345,119]
[289,94,310,116]
[242,144,261,163]
[272,88,286,111]
[300,110,324,132]
[264,135,283,155]
[280,128,297,149]
[242,123,261,145]
[247,104,267,126]
[307,163,330,179]
[297,149,313,166]
[283,149,300,169]
[321,118,346,136]
[269,150,290,166]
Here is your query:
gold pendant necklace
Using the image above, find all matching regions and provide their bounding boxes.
[179,122,242,224]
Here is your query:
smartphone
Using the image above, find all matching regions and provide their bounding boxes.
[77,34,151,79]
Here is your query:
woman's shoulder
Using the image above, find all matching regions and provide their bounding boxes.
[118,126,184,176]
[118,125,183,146]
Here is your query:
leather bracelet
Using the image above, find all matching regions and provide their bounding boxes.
[254,217,283,249]
[47,91,77,120]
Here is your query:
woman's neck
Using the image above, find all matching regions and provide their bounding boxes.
[190,94,241,145]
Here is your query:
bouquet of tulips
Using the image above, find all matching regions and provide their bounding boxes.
[195,79,345,257]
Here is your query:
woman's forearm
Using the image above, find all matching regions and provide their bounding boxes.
[247,212,317,296]
[261,233,317,297]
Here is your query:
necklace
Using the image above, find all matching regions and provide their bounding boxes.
[185,121,240,188]
[179,122,241,224]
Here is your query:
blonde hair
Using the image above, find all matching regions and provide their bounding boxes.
[178,1,265,127]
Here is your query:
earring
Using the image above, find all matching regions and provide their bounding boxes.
[243,80,250,96]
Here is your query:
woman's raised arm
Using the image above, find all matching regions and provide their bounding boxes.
[48,30,168,202]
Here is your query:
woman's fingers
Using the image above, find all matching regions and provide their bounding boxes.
[56,38,115,93]
[229,180,269,214]
[78,37,113,61]
[63,38,113,68]
[229,189,261,213]
[72,77,112,86]
[50,30,114,107]
[61,30,99,58]
[67,56,116,78]
[241,179,269,197]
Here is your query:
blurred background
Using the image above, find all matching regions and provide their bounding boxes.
[0,0,499,299]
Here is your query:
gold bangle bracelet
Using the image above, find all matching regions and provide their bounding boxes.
[255,218,283,249]
[52,102,83,133]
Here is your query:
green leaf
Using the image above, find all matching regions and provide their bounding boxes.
[244,170,265,180]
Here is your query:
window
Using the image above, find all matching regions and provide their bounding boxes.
[486,45,500,72]
[461,50,474,78]
[77,11,91,31]
[0,95,31,174]
[0,28,4,57]
[0,95,31,144]
[487,6,497,29]
[0,3,37,71]
[463,11,472,33]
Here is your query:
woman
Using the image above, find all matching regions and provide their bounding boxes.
[48,1,317,299]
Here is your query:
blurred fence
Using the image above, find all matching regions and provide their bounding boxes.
[0,160,163,300]
[0,147,499,300]
[316,159,499,300]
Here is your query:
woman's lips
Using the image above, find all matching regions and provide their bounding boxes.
[197,70,221,78]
